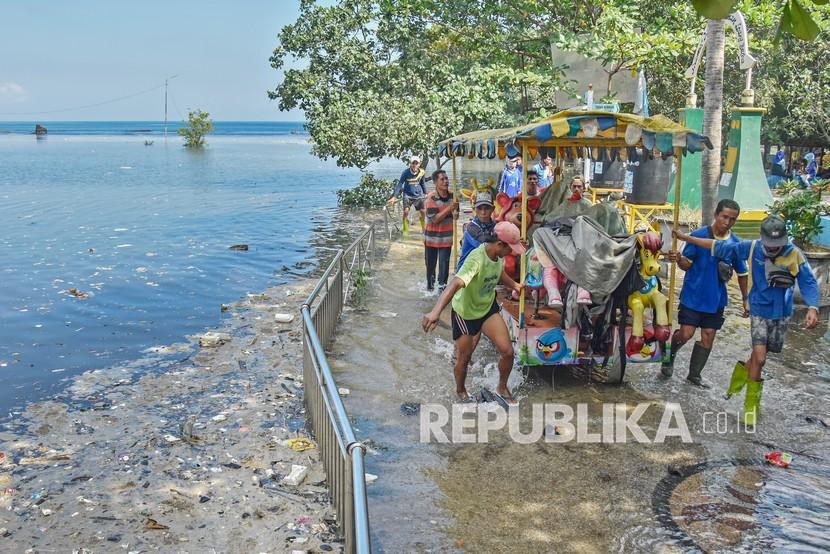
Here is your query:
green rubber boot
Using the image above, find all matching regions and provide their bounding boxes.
[725,361,749,399]
[686,341,711,388]
[402,215,410,238]
[743,379,763,427]
[660,331,682,378]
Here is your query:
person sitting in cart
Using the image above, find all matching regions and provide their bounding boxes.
[387,156,427,223]
[672,215,820,425]
[664,199,749,387]
[423,221,525,403]
[456,191,497,272]
[503,170,542,231]
[498,153,523,198]
[533,150,555,191]
[541,176,590,222]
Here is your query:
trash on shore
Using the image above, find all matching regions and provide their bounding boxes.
[338,387,350,396]
[229,244,249,251]
[145,518,169,530]
[365,473,378,484]
[275,313,295,323]
[199,331,231,347]
[765,451,793,468]
[287,438,314,452]
[282,464,309,486]
[67,287,89,299]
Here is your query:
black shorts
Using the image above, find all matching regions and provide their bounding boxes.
[678,303,725,330]
[451,299,501,341]
[403,196,424,211]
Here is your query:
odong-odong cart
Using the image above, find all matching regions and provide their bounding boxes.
[438,110,712,383]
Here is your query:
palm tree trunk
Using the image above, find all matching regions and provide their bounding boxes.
[701,19,725,226]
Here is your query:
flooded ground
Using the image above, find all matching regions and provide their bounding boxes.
[331,234,830,553]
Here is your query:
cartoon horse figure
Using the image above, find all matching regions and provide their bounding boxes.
[626,232,671,356]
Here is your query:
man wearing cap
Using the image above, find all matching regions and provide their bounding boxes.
[423,221,525,403]
[663,199,749,387]
[456,191,497,272]
[388,156,427,231]
[673,215,821,426]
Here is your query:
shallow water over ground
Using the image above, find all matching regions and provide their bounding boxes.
[331,235,830,553]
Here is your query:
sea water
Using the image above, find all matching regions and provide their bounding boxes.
[0,122,367,414]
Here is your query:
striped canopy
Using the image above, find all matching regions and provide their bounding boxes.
[438,110,712,160]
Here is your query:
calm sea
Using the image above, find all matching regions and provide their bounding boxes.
[0,121,383,415]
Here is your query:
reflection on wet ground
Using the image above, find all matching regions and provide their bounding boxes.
[330,235,830,553]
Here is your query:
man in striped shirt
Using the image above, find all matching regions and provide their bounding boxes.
[424,170,458,292]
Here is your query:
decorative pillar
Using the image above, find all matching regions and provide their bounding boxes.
[717,107,772,211]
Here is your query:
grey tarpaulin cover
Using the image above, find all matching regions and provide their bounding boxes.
[533,215,638,297]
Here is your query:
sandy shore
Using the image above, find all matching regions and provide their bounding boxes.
[0,280,343,553]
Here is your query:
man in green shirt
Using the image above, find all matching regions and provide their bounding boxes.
[423,221,525,403]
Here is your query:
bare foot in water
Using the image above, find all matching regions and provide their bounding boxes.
[495,386,518,405]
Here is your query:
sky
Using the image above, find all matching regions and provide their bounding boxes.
[0,1,305,121]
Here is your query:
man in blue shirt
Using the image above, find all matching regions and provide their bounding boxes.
[674,215,821,426]
[388,156,428,231]
[664,200,748,387]
[456,191,497,272]
[532,151,555,191]
[498,154,522,198]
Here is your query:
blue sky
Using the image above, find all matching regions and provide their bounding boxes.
[0,1,304,121]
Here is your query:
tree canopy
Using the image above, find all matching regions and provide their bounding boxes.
[270,0,829,168]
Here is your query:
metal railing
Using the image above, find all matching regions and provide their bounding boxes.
[301,226,374,553]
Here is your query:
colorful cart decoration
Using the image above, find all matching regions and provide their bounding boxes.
[438,109,711,382]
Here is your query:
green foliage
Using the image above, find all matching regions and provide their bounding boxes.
[770,189,830,246]
[178,109,214,148]
[336,173,394,208]
[692,0,739,19]
[690,0,823,44]
[775,179,802,195]
[269,1,829,169]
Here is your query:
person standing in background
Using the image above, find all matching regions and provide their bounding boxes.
[423,170,458,292]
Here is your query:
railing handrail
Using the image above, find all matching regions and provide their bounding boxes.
[301,225,374,553]
[300,306,358,446]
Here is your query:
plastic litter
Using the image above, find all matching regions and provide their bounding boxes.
[765,451,793,468]
[275,313,295,323]
[229,244,249,251]
[199,331,231,347]
[67,288,90,299]
[145,518,169,530]
[282,464,308,486]
[287,438,314,452]
[338,387,350,396]
[364,473,378,484]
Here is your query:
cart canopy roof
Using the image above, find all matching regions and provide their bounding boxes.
[438,110,712,159]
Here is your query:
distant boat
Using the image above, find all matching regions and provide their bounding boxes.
[144,140,154,146]
[34,124,47,136]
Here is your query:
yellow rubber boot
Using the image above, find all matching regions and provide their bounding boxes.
[743,379,763,427]
[725,361,748,399]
